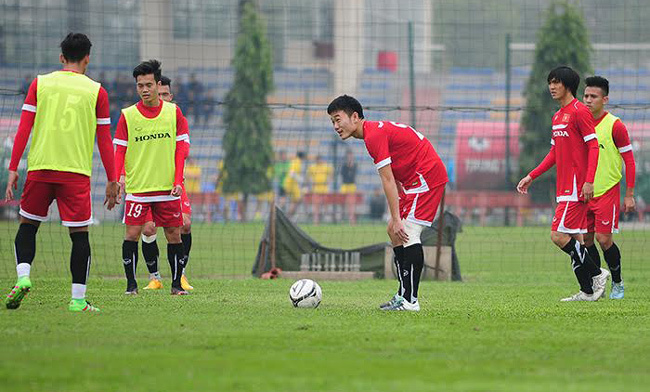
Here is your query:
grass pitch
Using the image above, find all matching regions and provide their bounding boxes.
[1,223,649,391]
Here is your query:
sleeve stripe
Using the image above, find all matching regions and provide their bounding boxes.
[113,139,128,146]
[375,157,392,170]
[618,145,633,153]
[550,139,555,145]
[22,104,36,113]
[97,118,111,125]
[176,134,190,142]
[552,124,567,130]
[583,134,597,142]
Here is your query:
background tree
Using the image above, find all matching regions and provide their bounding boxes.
[519,0,592,203]
[223,0,274,220]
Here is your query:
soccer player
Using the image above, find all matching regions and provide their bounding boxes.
[307,154,333,224]
[582,76,636,299]
[517,66,610,301]
[113,60,190,295]
[4,33,119,312]
[284,151,305,217]
[130,75,194,291]
[327,95,448,312]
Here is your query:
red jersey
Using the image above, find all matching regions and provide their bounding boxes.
[530,98,599,202]
[363,120,448,193]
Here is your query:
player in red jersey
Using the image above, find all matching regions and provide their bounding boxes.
[327,95,448,312]
[582,76,636,299]
[113,60,190,295]
[129,75,194,292]
[4,33,119,312]
[517,66,609,302]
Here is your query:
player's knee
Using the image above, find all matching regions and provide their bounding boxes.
[595,233,613,249]
[583,233,595,247]
[163,227,181,243]
[142,225,156,237]
[550,231,568,247]
[403,219,424,248]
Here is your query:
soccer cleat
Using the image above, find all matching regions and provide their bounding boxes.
[610,281,624,299]
[170,286,189,296]
[69,299,100,312]
[5,277,32,310]
[143,278,163,290]
[560,291,599,302]
[379,293,400,310]
[180,274,194,291]
[380,295,420,312]
[592,268,610,294]
[124,283,138,295]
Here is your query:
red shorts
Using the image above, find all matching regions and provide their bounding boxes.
[141,186,192,224]
[586,184,620,234]
[20,178,92,227]
[551,200,588,234]
[399,182,446,226]
[123,197,183,227]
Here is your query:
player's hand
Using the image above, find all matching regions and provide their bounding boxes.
[171,185,183,197]
[5,170,19,202]
[117,175,125,203]
[388,217,409,244]
[581,182,594,202]
[516,175,532,194]
[624,196,636,213]
[104,181,119,211]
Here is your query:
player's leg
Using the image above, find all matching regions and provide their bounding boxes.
[379,223,405,310]
[552,202,607,301]
[6,179,54,309]
[583,206,601,268]
[123,200,149,295]
[56,180,100,311]
[593,185,624,299]
[153,200,188,295]
[141,219,163,290]
[180,212,193,291]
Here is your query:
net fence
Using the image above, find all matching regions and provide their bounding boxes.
[1,0,649,280]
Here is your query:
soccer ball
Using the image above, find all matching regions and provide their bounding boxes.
[289,279,322,308]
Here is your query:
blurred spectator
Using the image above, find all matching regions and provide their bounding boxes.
[202,88,216,126]
[284,151,305,218]
[184,158,202,193]
[340,149,358,224]
[307,154,333,224]
[187,73,204,125]
[273,150,289,208]
[215,159,241,221]
[21,75,31,96]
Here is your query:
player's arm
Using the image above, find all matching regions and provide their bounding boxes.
[577,108,599,201]
[378,165,408,244]
[113,113,128,202]
[613,119,636,212]
[95,87,118,210]
[6,78,37,201]
[172,106,190,197]
[517,143,556,194]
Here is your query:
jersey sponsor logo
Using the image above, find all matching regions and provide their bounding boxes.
[552,130,569,138]
[134,132,172,142]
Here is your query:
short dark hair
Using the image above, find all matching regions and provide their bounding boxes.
[297,151,306,159]
[585,76,609,96]
[60,33,92,63]
[327,95,364,119]
[160,75,172,87]
[133,59,162,82]
[547,66,580,98]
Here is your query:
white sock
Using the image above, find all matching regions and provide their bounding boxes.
[16,263,31,278]
[71,283,87,300]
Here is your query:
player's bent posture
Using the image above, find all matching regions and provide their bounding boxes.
[114,60,190,295]
[582,76,636,299]
[327,95,448,312]
[133,75,194,291]
[4,33,119,312]
[517,66,609,301]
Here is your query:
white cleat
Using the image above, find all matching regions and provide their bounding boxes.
[592,268,610,295]
[381,295,420,311]
[560,291,600,302]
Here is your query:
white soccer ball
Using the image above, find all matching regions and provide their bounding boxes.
[289,279,322,308]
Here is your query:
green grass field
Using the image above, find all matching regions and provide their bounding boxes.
[1,222,649,391]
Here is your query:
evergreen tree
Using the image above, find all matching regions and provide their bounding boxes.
[223,0,274,220]
[520,0,592,202]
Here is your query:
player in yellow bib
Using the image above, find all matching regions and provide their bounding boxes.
[283,151,305,217]
[307,155,333,224]
[582,76,636,299]
[114,60,191,295]
[4,33,118,312]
